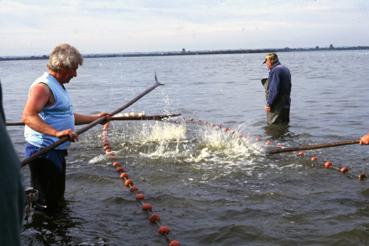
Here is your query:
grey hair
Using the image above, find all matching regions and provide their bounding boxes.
[47,43,83,72]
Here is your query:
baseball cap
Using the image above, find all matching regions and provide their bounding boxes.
[263,53,279,64]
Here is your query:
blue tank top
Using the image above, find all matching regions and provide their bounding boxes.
[24,72,75,150]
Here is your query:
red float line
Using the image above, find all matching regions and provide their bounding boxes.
[101,122,181,246]
[251,133,368,182]
[292,150,368,181]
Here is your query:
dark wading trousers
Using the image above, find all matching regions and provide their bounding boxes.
[267,107,290,125]
[261,78,290,126]
[29,157,66,211]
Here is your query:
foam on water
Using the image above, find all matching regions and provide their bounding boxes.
[100,120,265,177]
[88,154,108,165]
[140,122,187,142]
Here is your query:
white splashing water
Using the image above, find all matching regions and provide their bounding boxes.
[88,120,266,180]
[141,122,187,142]
[88,154,109,165]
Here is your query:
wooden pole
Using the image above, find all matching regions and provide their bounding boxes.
[6,114,181,126]
[267,139,360,155]
[109,113,181,121]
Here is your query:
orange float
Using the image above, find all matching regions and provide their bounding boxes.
[136,193,145,200]
[324,161,333,168]
[159,225,170,235]
[297,151,305,157]
[340,166,349,174]
[124,179,133,187]
[169,240,181,246]
[129,185,138,192]
[116,167,125,173]
[112,161,121,167]
[120,173,129,179]
[149,214,160,223]
[142,203,153,211]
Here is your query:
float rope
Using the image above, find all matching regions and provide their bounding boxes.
[101,121,180,246]
[265,139,368,181]
[293,150,368,181]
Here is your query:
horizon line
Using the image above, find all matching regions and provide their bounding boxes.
[1,45,369,61]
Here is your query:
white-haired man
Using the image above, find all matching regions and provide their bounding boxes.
[23,43,109,211]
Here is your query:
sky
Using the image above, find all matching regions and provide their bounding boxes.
[0,0,368,56]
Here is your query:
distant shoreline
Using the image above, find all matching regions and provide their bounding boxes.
[1,45,368,61]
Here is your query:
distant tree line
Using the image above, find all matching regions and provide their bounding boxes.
[1,45,369,61]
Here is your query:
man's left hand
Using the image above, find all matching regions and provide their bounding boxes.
[265,105,271,112]
[96,112,112,124]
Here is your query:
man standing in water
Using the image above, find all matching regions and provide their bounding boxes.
[23,43,109,211]
[262,53,291,125]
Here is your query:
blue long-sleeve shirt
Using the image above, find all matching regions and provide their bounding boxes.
[267,62,291,108]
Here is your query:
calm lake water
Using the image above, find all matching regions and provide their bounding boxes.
[1,50,369,245]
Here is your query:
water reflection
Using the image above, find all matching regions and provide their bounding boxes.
[22,202,82,245]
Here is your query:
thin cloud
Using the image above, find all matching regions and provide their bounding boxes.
[0,0,368,56]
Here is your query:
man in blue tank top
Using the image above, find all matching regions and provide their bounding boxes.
[262,53,292,125]
[22,43,109,211]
